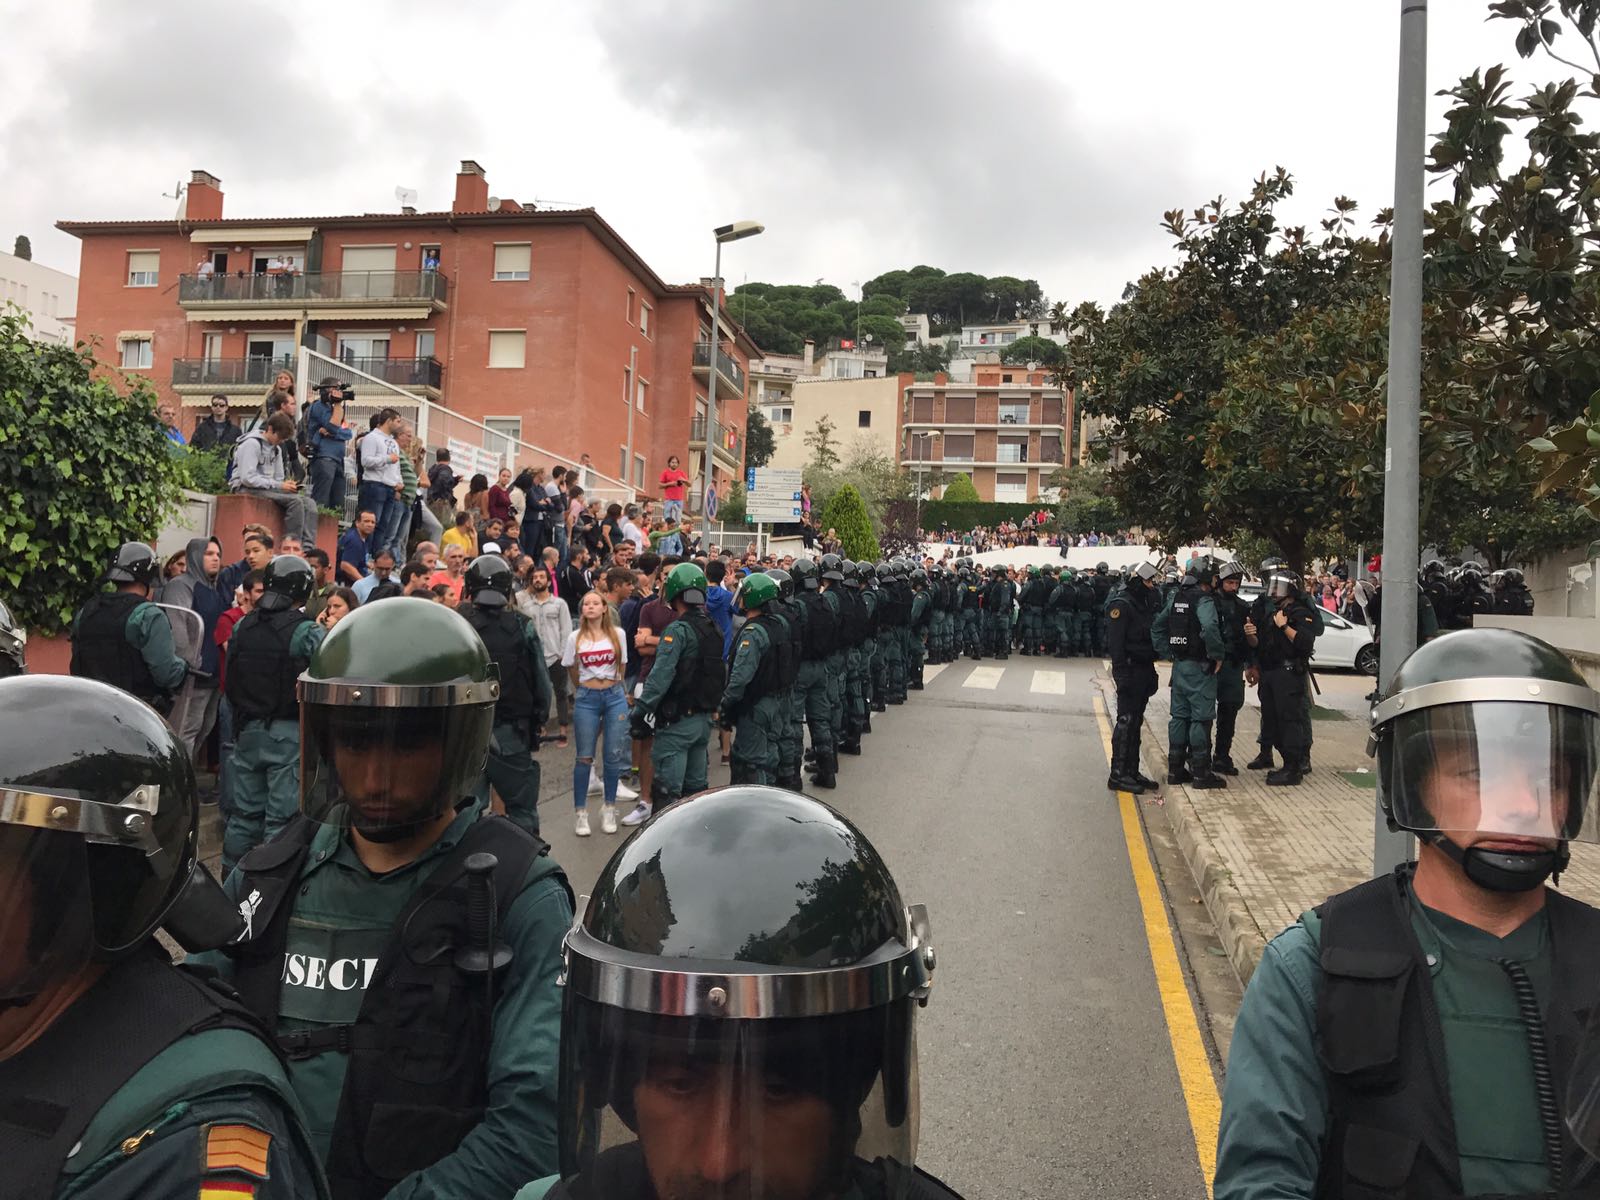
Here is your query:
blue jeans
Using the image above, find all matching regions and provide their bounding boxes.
[309,455,345,512]
[571,682,630,807]
[358,481,399,555]
[663,498,683,523]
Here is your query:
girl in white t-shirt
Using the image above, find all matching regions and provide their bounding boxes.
[561,591,630,836]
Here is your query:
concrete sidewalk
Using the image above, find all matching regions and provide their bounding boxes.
[1106,666,1600,984]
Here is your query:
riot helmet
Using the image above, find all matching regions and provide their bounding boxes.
[791,557,821,591]
[1266,572,1300,600]
[300,598,498,842]
[1096,561,1109,575]
[858,562,878,585]
[557,787,938,1200]
[840,561,860,588]
[734,572,779,614]
[1259,556,1288,575]
[819,554,845,583]
[663,563,709,607]
[1132,562,1159,587]
[1422,558,1446,579]
[464,554,515,608]
[1370,629,1600,895]
[768,568,794,600]
[258,554,315,613]
[0,598,23,677]
[1459,561,1487,584]
[1217,560,1246,586]
[910,568,927,585]
[0,676,204,1004]
[1502,567,1526,587]
[105,542,160,590]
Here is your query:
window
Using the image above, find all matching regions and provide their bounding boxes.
[127,251,159,287]
[619,447,629,479]
[415,330,436,360]
[999,403,1029,424]
[1041,396,1064,424]
[946,396,976,423]
[907,433,935,460]
[995,472,1028,501]
[1002,373,1013,384]
[858,410,871,428]
[493,244,531,281]
[911,395,934,423]
[767,406,793,424]
[487,330,526,368]
[484,417,522,467]
[942,434,974,462]
[1041,434,1063,463]
[998,436,1028,464]
[636,378,649,413]
[626,288,636,322]
[639,302,652,336]
[634,455,646,487]
[119,338,152,369]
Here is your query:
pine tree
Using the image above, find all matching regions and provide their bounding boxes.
[943,473,980,502]
[820,483,880,561]
[12,235,30,261]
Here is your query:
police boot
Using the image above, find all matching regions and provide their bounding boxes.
[807,751,837,790]
[1189,752,1227,790]
[862,708,874,733]
[1128,726,1159,790]
[1166,748,1192,785]
[804,747,817,763]
[1266,754,1305,786]
[838,737,862,756]
[871,697,887,713]
[1246,748,1276,770]
[1213,754,1239,776]
[1107,720,1146,794]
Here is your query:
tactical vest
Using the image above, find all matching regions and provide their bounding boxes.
[913,590,932,630]
[1215,591,1249,663]
[746,612,797,700]
[1165,586,1209,661]
[862,590,881,637]
[658,609,726,725]
[1076,581,1098,613]
[71,591,161,701]
[797,590,836,661]
[226,813,572,1200]
[465,605,537,724]
[838,589,866,648]
[1314,867,1600,1199]
[776,597,807,660]
[225,607,312,724]
[1022,580,1048,609]
[0,949,286,1200]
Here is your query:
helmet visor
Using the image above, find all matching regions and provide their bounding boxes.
[558,996,920,1200]
[0,826,95,1002]
[1381,702,1600,844]
[301,702,493,835]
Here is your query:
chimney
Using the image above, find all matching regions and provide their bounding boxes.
[186,170,223,222]
[803,339,815,371]
[453,160,489,213]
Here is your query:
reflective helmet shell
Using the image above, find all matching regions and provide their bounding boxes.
[259,554,315,612]
[464,554,514,607]
[663,562,709,606]
[734,571,779,613]
[107,542,160,588]
[767,568,794,600]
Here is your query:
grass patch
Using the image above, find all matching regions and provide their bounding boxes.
[1337,769,1377,790]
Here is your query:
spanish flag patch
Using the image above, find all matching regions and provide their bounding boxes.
[203,1123,272,1179]
[200,1183,255,1199]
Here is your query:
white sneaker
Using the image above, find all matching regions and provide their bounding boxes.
[601,804,619,834]
[575,809,591,837]
[614,779,639,801]
[621,801,653,827]
[587,773,603,795]
[587,774,639,801]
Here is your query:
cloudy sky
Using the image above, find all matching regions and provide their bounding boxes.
[0,1,1550,310]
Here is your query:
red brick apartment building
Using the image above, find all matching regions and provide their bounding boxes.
[900,362,1073,501]
[59,161,755,500]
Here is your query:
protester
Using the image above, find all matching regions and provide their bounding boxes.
[489,466,516,524]
[337,509,375,585]
[658,455,689,522]
[191,395,243,452]
[561,590,630,836]
[464,472,492,530]
[315,585,358,630]
[229,412,318,549]
[518,562,572,747]
[159,535,227,766]
[441,510,478,557]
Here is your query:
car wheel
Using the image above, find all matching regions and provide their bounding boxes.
[1355,644,1379,677]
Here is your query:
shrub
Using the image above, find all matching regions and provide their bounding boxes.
[819,483,880,561]
[941,473,980,503]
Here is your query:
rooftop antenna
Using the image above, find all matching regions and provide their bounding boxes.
[162,180,186,220]
[395,185,419,211]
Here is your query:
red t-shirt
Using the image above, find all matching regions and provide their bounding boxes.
[659,468,689,501]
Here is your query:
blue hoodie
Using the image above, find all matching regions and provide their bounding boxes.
[704,584,735,658]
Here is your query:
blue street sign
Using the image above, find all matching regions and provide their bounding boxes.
[707,488,720,519]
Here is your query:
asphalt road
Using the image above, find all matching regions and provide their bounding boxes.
[537,655,1214,1199]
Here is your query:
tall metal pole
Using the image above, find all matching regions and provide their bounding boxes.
[624,343,638,500]
[701,240,723,548]
[1374,0,1427,874]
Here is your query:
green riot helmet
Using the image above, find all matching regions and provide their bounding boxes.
[464,554,515,608]
[557,786,938,1199]
[791,556,821,591]
[0,676,207,1003]
[733,571,779,615]
[1026,564,1040,578]
[767,568,794,600]
[663,562,708,606]
[1370,628,1600,897]
[105,542,160,589]
[300,597,498,842]
[819,554,845,583]
[0,598,23,676]
[258,554,315,613]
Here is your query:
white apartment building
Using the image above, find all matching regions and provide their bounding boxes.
[0,250,76,345]
[766,374,906,471]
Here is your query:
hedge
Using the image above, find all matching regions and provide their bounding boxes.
[918,501,1053,531]
[820,483,880,561]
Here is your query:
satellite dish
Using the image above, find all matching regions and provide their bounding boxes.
[394,185,419,208]
[486,196,502,212]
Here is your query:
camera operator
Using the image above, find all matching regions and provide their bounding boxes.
[306,377,354,512]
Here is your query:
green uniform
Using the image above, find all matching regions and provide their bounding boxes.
[908,589,929,683]
[770,599,805,781]
[721,619,782,784]
[800,590,840,760]
[70,595,188,696]
[201,801,572,1195]
[58,1024,328,1199]
[1153,588,1224,753]
[863,590,887,707]
[476,615,553,836]
[226,619,325,873]
[1216,896,1559,1199]
[636,612,714,804]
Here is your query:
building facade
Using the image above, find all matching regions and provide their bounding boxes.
[764,374,909,471]
[900,363,1072,501]
[59,163,753,503]
[0,249,76,345]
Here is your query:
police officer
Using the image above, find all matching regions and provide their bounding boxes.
[983,565,1016,660]
[1107,562,1162,794]
[836,560,870,754]
[513,785,967,1200]
[462,553,553,837]
[960,563,984,660]
[1091,561,1116,655]
[764,567,808,789]
[1246,557,1327,773]
[222,554,324,874]
[206,597,574,1198]
[1154,558,1227,789]
[1212,560,1252,775]
[817,554,854,761]
[860,562,889,711]
[1421,558,1457,629]
[1017,565,1045,655]
[629,562,725,814]
[1455,562,1496,628]
[909,566,931,688]
[882,560,909,703]
[1215,628,1600,1199]
[1047,566,1073,658]
[0,675,327,1199]
[0,597,25,676]
[69,542,187,711]
[1076,566,1101,657]
[1495,566,1536,616]
[720,572,795,785]
[1245,570,1319,786]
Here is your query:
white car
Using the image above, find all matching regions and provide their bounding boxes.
[1238,585,1377,675]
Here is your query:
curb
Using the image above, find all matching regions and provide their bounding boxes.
[1097,677,1267,985]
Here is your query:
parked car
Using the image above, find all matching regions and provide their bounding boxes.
[1238,584,1377,675]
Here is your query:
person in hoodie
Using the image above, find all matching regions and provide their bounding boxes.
[159,535,227,766]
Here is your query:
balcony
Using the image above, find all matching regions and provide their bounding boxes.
[692,342,746,396]
[336,356,445,395]
[176,270,449,318]
[171,356,297,393]
[689,416,743,466]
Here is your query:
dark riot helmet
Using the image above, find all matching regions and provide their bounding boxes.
[767,568,794,600]
[1217,560,1247,584]
[791,556,821,590]
[840,560,860,587]
[820,554,846,582]
[1132,562,1160,585]
[105,542,160,589]
[1502,567,1526,587]
[556,787,937,1198]
[258,554,315,612]
[1096,561,1109,574]
[1266,572,1301,600]
[464,554,514,607]
[910,568,927,585]
[858,562,878,585]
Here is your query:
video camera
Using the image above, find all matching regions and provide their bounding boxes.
[317,380,356,403]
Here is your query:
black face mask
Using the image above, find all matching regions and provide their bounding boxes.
[1424,831,1566,892]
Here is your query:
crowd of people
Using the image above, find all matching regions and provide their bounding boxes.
[926,519,1140,552]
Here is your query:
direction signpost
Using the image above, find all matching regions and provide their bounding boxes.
[745,467,802,524]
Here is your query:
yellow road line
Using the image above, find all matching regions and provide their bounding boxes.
[1093,693,1220,1195]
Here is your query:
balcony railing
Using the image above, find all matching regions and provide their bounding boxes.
[336,356,445,390]
[689,417,743,463]
[177,270,449,306]
[172,356,297,388]
[692,342,746,394]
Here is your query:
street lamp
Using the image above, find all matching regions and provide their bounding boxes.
[702,220,764,547]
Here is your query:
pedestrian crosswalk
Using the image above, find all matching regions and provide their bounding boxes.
[964,666,1005,690]
[1030,670,1067,695]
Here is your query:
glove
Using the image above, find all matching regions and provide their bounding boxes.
[630,708,656,740]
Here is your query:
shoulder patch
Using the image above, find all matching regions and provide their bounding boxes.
[204,1124,271,1180]
[661,634,673,643]
[1109,607,1121,619]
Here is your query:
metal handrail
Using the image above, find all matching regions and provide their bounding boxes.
[178,270,449,304]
